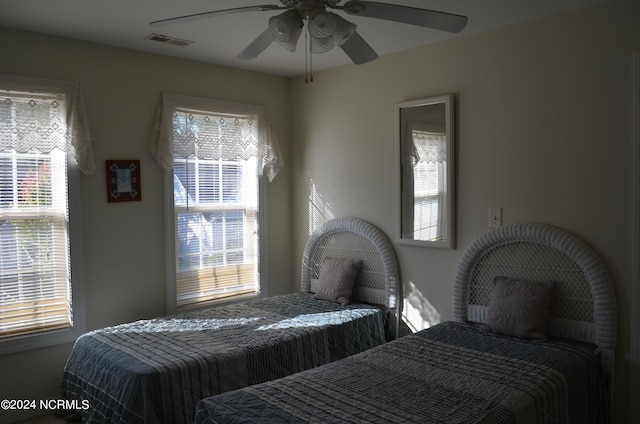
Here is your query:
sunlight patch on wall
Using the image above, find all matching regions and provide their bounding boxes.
[402,281,441,333]
[308,178,335,235]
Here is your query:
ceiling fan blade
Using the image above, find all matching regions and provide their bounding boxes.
[150,5,285,27]
[339,1,468,33]
[238,28,274,60]
[340,31,378,65]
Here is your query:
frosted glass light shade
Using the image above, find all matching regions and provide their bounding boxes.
[308,11,337,38]
[310,35,336,53]
[269,9,303,52]
[332,14,357,46]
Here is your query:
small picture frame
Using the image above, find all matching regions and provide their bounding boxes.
[106,160,141,202]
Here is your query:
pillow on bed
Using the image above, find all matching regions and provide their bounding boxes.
[486,276,555,341]
[314,258,362,306]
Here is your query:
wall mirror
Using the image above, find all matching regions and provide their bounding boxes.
[397,94,455,248]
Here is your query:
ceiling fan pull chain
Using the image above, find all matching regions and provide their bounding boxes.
[305,22,309,83]
[305,18,314,83]
[309,31,314,83]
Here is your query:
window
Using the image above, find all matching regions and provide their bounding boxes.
[0,75,94,353]
[0,148,68,337]
[149,94,283,311]
[173,155,259,308]
[411,130,447,241]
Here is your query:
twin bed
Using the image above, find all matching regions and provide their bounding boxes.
[194,221,616,424]
[62,218,617,424]
[61,217,400,423]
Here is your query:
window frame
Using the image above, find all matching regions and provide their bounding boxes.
[0,150,86,354]
[149,95,279,314]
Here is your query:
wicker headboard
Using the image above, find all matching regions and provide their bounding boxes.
[452,222,617,381]
[301,217,401,337]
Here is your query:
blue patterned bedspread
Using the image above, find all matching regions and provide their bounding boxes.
[60,293,387,424]
[195,321,609,424]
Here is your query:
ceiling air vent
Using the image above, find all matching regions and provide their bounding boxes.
[145,33,193,47]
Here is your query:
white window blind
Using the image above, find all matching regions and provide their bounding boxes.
[0,91,71,338]
[173,155,259,307]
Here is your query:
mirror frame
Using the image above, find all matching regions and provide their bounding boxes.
[396,94,456,249]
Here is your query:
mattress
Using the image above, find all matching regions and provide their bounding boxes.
[60,292,388,424]
[195,321,609,424]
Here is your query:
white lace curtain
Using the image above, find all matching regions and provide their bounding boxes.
[0,74,96,175]
[148,93,284,182]
[410,129,447,165]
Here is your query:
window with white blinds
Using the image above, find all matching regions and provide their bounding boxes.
[411,130,447,242]
[171,109,260,309]
[0,91,73,339]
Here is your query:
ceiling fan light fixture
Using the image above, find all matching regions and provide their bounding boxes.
[308,11,337,38]
[310,35,336,54]
[331,14,357,46]
[269,9,303,52]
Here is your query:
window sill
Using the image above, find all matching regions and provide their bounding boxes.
[176,292,262,314]
[0,325,85,355]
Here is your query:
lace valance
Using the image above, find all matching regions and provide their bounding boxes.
[0,74,96,175]
[410,130,447,165]
[148,93,284,182]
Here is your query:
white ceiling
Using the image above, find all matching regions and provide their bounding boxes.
[0,0,606,78]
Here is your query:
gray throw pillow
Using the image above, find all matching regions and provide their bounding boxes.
[486,276,555,340]
[314,258,362,306]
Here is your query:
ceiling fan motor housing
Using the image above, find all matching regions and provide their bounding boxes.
[279,0,342,7]
[280,0,343,17]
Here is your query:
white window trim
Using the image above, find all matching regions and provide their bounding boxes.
[0,153,86,354]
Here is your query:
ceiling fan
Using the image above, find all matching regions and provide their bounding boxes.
[150,0,467,69]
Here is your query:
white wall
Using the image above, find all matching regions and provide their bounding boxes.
[0,27,292,423]
[290,1,639,422]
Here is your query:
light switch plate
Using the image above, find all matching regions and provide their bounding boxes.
[489,207,502,228]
